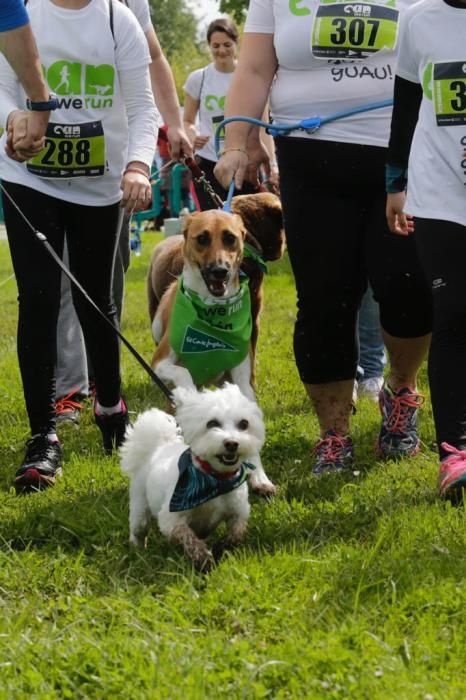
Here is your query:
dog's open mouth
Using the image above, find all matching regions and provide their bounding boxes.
[201,271,229,297]
[218,453,239,466]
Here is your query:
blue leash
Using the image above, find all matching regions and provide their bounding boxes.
[214,98,393,171]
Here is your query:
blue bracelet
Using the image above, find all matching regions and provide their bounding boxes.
[385,164,408,194]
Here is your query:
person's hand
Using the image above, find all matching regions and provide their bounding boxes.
[214,148,249,190]
[193,134,210,151]
[167,125,193,159]
[5,110,47,161]
[120,166,152,214]
[386,192,414,236]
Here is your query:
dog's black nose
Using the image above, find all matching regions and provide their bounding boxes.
[224,440,239,453]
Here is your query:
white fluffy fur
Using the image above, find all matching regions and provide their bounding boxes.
[120,383,265,570]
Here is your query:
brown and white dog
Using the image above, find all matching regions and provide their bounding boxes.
[147,192,285,496]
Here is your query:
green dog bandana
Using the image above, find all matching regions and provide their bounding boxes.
[169,275,252,385]
[169,448,255,512]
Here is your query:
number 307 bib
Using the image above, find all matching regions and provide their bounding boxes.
[312,1,399,60]
[27,121,105,178]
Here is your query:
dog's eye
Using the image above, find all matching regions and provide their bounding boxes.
[196,232,210,246]
[223,230,237,246]
[207,419,221,429]
[237,419,249,431]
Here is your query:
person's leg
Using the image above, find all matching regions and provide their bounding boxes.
[55,239,89,423]
[2,181,65,490]
[276,138,370,472]
[414,218,466,499]
[357,286,386,400]
[113,211,131,323]
[367,192,432,458]
[65,202,123,408]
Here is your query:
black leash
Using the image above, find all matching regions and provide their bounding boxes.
[0,183,174,405]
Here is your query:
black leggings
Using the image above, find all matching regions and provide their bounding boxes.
[193,156,256,211]
[275,137,432,384]
[2,181,122,436]
[414,218,466,458]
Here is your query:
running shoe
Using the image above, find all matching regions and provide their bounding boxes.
[15,434,62,494]
[94,398,130,455]
[55,390,85,425]
[438,443,466,503]
[358,376,384,403]
[312,429,354,475]
[377,384,423,459]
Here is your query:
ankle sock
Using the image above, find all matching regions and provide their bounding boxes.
[95,398,124,416]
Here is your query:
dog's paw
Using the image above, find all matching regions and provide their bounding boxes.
[129,533,147,548]
[193,549,215,574]
[250,480,277,499]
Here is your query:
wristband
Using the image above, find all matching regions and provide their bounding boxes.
[385,164,408,193]
[219,147,248,158]
[26,94,58,111]
[123,167,150,179]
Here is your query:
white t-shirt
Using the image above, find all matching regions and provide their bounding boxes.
[396,0,466,227]
[245,0,412,147]
[125,0,152,33]
[0,0,158,206]
[184,63,234,162]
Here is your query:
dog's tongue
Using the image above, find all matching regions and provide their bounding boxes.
[209,280,227,296]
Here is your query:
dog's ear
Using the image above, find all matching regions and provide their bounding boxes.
[172,386,198,409]
[181,213,192,239]
[232,193,285,261]
[231,213,247,240]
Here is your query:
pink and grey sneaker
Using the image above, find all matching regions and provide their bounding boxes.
[377,384,424,459]
[438,443,466,503]
[312,429,354,475]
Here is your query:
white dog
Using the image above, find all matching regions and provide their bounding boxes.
[120,383,265,571]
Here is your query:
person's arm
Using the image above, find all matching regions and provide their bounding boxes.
[145,26,192,159]
[182,90,210,152]
[386,75,423,236]
[214,33,277,189]
[0,21,51,157]
[119,66,159,213]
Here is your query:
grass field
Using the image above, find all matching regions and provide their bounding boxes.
[0,233,465,699]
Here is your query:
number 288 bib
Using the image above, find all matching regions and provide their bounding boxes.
[312,1,399,60]
[27,121,105,178]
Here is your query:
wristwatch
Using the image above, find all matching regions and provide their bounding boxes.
[26,94,58,111]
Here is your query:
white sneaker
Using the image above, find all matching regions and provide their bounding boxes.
[358,376,384,402]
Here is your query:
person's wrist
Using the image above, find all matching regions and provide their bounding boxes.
[125,161,150,177]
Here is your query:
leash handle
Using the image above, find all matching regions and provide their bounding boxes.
[222,180,235,213]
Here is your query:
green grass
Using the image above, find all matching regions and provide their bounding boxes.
[0,233,465,699]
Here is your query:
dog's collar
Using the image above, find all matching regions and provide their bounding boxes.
[169,448,256,512]
[194,454,240,480]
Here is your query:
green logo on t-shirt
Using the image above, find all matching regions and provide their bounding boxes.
[44,61,115,108]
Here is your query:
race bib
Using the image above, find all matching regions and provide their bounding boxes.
[27,121,105,178]
[433,61,466,127]
[312,1,399,60]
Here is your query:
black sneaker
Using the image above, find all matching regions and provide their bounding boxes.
[15,434,62,494]
[94,398,130,455]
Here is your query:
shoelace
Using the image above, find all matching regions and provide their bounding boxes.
[315,433,349,463]
[440,442,466,467]
[385,391,424,433]
[55,390,83,415]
